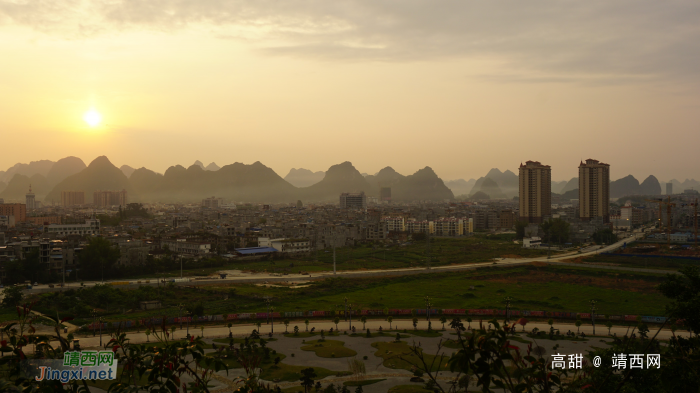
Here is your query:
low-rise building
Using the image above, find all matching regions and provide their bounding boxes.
[161,239,211,256]
[270,238,311,255]
[46,219,100,237]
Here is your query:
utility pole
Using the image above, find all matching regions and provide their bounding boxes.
[590,300,597,335]
[348,303,353,330]
[504,296,513,325]
[426,226,431,270]
[333,245,336,275]
[344,297,348,321]
[425,296,432,330]
[266,298,274,334]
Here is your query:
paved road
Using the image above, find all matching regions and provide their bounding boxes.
[61,317,688,351]
[23,233,651,294]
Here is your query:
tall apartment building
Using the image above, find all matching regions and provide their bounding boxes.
[380,187,392,202]
[61,191,85,207]
[93,190,127,208]
[0,204,26,224]
[25,185,36,210]
[666,183,673,195]
[579,159,610,223]
[339,192,367,210]
[518,161,551,224]
[202,196,224,208]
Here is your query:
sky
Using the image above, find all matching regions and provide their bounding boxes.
[1,0,699,182]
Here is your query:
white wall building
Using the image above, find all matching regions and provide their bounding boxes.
[47,219,100,236]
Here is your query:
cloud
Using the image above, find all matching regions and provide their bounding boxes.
[2,0,700,84]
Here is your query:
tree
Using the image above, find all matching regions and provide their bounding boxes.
[439,315,447,330]
[333,317,340,331]
[540,218,570,244]
[305,319,310,332]
[1,286,23,308]
[605,321,613,335]
[575,318,582,333]
[591,228,618,245]
[467,317,472,330]
[79,237,121,280]
[515,220,527,240]
[388,316,393,329]
[412,317,418,330]
[284,319,290,333]
[360,316,367,330]
[145,328,151,342]
[300,367,318,392]
[657,266,700,334]
[170,325,177,339]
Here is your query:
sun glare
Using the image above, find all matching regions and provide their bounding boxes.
[83,109,103,127]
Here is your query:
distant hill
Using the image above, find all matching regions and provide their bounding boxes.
[129,167,164,197]
[284,168,326,188]
[444,179,476,197]
[469,191,490,200]
[478,177,506,199]
[0,174,50,201]
[0,181,6,194]
[46,157,86,187]
[667,178,700,194]
[120,165,136,178]
[560,178,579,194]
[639,175,661,195]
[0,160,54,183]
[610,175,640,198]
[298,162,371,202]
[552,180,569,194]
[391,167,454,201]
[364,167,405,187]
[469,168,518,198]
[205,162,220,171]
[560,188,579,201]
[44,156,135,204]
[135,161,297,203]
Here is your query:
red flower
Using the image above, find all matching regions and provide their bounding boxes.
[112,345,121,353]
[582,385,592,389]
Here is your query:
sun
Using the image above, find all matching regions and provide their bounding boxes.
[83,109,103,127]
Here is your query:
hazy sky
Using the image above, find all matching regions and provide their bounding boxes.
[1,1,699,182]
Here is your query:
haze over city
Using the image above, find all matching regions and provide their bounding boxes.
[2,1,700,181]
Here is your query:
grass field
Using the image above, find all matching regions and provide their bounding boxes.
[127,234,555,279]
[371,340,450,372]
[17,264,672,326]
[301,339,357,358]
[575,253,700,271]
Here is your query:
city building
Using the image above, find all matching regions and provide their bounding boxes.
[518,160,551,223]
[202,197,225,208]
[93,190,127,208]
[26,216,62,226]
[47,218,100,236]
[383,216,406,232]
[499,210,517,230]
[61,191,85,206]
[0,203,26,224]
[25,185,35,210]
[160,239,211,256]
[340,192,367,210]
[380,187,392,202]
[579,159,610,223]
[432,218,464,236]
[270,238,311,255]
[666,183,673,195]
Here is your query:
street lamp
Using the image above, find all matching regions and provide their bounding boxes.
[344,297,348,321]
[425,296,432,330]
[186,311,192,339]
[178,304,185,330]
[348,304,353,330]
[91,309,98,337]
[503,297,513,325]
[266,298,274,334]
[99,317,104,347]
[590,300,597,335]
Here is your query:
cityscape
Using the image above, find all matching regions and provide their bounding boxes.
[1,1,699,392]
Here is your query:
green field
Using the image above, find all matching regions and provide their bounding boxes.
[119,234,555,280]
[17,264,671,327]
[301,339,357,358]
[579,253,700,271]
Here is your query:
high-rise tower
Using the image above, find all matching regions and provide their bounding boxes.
[518,161,551,223]
[579,159,610,223]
